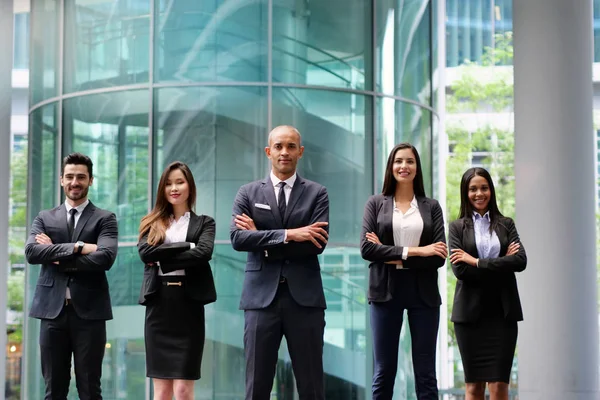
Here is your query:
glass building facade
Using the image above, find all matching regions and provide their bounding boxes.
[25,0,439,398]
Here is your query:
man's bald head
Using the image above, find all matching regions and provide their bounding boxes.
[268,125,302,147]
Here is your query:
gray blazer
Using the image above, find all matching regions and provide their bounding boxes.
[25,202,118,320]
[360,194,446,306]
[230,174,329,310]
[449,216,527,322]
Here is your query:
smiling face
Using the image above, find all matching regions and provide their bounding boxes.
[265,126,304,180]
[392,147,417,184]
[60,164,93,206]
[467,174,491,215]
[164,168,190,209]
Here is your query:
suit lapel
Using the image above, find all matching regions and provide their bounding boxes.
[186,212,201,242]
[494,218,509,256]
[381,195,395,245]
[261,178,283,225]
[417,197,431,246]
[283,176,305,226]
[56,204,70,242]
[72,202,95,242]
[463,218,479,257]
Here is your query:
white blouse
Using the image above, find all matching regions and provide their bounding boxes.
[158,212,193,276]
[392,196,424,267]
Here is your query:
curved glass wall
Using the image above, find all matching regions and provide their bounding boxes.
[26,0,438,399]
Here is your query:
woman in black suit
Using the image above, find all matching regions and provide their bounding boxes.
[137,161,217,400]
[361,143,447,400]
[449,167,526,400]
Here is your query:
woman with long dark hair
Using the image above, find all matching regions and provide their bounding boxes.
[361,143,447,399]
[449,167,526,400]
[137,161,217,400]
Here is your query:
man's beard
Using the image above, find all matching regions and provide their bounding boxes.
[66,186,88,201]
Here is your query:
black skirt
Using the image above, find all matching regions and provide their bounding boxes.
[145,276,205,380]
[454,316,517,383]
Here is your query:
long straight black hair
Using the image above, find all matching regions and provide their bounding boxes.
[381,143,426,197]
[458,167,503,231]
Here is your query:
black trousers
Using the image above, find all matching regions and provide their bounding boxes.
[244,282,325,400]
[370,271,440,400]
[39,303,106,400]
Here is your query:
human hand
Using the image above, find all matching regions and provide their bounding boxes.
[235,214,257,231]
[417,242,448,258]
[287,222,329,248]
[506,241,520,256]
[35,233,53,245]
[365,232,382,245]
[81,244,98,255]
[449,248,477,266]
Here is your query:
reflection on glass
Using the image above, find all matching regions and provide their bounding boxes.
[272,0,371,90]
[62,90,150,241]
[14,13,30,70]
[376,0,431,103]
[155,0,267,83]
[31,0,59,103]
[64,0,151,93]
[24,103,58,400]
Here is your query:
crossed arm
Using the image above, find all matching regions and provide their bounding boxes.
[24,213,118,272]
[230,185,329,258]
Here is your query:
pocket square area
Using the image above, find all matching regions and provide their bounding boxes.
[254,203,271,210]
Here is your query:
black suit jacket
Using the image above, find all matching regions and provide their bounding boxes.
[25,202,118,320]
[360,194,446,306]
[449,216,527,323]
[230,174,329,310]
[137,212,217,306]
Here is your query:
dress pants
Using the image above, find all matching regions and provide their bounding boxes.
[39,302,106,400]
[244,281,325,400]
[370,270,440,400]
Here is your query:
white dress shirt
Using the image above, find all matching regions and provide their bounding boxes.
[473,211,501,260]
[392,196,424,267]
[159,212,194,276]
[270,170,296,205]
[64,200,90,299]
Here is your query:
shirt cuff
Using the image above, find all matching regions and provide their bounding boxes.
[402,247,409,260]
[283,229,288,244]
[189,243,195,249]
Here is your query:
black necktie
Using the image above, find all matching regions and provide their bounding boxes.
[68,208,77,240]
[277,182,287,217]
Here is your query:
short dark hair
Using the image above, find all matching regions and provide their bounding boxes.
[381,143,426,197]
[61,153,93,177]
[458,167,503,231]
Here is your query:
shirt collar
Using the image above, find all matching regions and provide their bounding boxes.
[473,211,490,221]
[270,171,297,189]
[65,199,89,214]
[394,196,419,210]
[170,211,191,224]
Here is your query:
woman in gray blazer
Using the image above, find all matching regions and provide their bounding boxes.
[449,167,527,400]
[361,143,447,400]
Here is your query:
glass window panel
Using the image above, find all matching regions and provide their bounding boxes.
[376,98,432,195]
[64,0,151,93]
[272,0,372,90]
[376,0,431,103]
[24,103,58,399]
[62,90,150,242]
[155,0,267,83]
[14,12,30,70]
[31,0,59,103]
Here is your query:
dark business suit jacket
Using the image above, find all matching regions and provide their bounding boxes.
[137,212,217,306]
[449,216,527,323]
[360,194,446,307]
[25,202,118,320]
[230,174,329,310]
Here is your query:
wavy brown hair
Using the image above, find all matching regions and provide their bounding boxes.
[138,161,197,245]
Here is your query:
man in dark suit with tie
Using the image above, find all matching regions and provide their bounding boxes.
[231,125,330,400]
[25,153,118,400]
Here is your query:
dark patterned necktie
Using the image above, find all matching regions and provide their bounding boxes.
[277,182,287,217]
[68,208,77,240]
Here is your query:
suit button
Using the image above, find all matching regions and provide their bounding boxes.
[284,260,290,265]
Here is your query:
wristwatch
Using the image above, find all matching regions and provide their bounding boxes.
[76,241,85,254]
